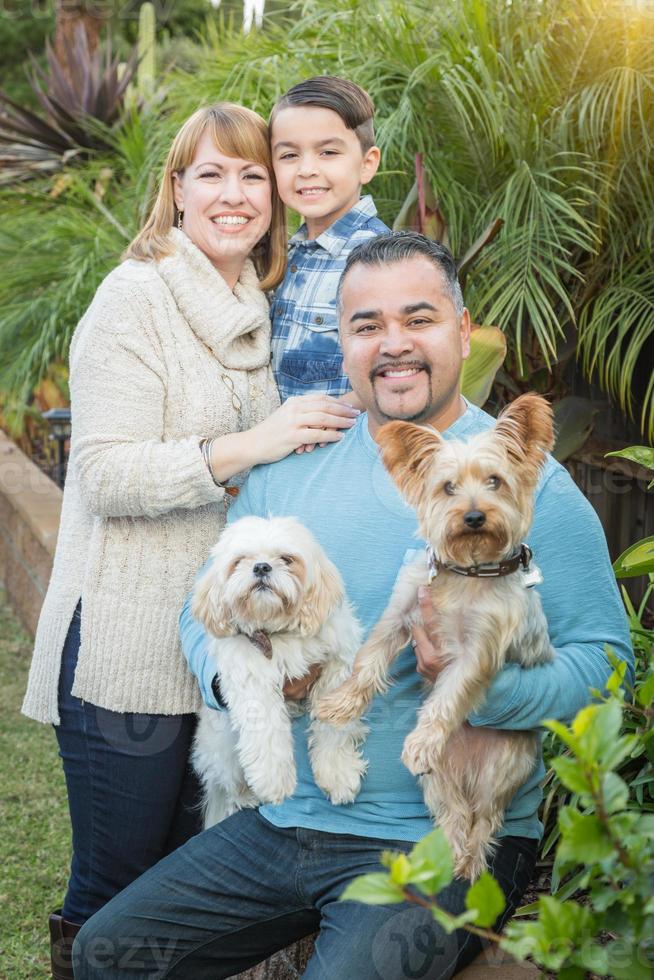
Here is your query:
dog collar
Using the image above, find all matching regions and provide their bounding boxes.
[237,628,273,659]
[426,543,533,581]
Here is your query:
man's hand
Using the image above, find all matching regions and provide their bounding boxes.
[283,663,322,700]
[411,586,446,683]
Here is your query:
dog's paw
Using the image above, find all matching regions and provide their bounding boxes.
[452,849,487,883]
[401,728,446,776]
[314,754,368,805]
[315,682,370,726]
[248,765,297,806]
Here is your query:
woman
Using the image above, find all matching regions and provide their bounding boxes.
[21,103,359,978]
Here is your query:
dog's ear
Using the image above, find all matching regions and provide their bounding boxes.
[191,564,233,638]
[493,394,554,484]
[377,421,442,508]
[298,553,344,637]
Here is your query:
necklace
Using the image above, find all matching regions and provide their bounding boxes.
[220,372,242,415]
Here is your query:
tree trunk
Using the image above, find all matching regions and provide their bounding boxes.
[54,2,104,84]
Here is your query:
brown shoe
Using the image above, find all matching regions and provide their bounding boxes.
[49,910,82,980]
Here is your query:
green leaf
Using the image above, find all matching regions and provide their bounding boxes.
[608,811,640,840]
[551,867,592,903]
[607,658,628,695]
[557,967,585,980]
[606,941,654,980]
[601,734,637,772]
[539,895,594,944]
[465,871,506,927]
[605,446,654,473]
[341,873,405,906]
[636,672,654,708]
[613,536,654,579]
[573,701,626,767]
[601,772,629,814]
[506,896,596,970]
[389,853,412,886]
[544,718,579,753]
[410,829,454,895]
[430,905,477,934]
[558,808,614,864]
[576,943,609,975]
[590,881,624,912]
[379,849,400,870]
[460,326,507,407]
[499,931,539,964]
[551,756,593,795]
[635,813,654,837]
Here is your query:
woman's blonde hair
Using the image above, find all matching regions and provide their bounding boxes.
[125,103,287,291]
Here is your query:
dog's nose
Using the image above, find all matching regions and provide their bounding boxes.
[463,510,486,529]
[253,562,272,578]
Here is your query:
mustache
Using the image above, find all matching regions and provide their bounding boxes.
[369,360,431,382]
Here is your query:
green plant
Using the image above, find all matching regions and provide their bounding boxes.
[0,106,173,416]
[0,24,138,183]
[460,328,506,408]
[0,1,55,106]
[607,446,654,580]
[165,0,654,438]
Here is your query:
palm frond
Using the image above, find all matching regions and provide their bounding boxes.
[578,257,654,437]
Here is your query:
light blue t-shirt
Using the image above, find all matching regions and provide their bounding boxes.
[180,404,633,844]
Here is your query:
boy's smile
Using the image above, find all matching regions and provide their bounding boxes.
[271,105,380,240]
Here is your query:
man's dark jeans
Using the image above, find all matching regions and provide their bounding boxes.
[73,808,537,979]
[55,604,202,924]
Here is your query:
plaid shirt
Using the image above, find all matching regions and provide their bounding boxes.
[271,196,389,400]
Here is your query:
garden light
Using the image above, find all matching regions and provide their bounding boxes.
[42,407,71,489]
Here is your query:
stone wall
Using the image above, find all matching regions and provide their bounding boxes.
[0,430,60,636]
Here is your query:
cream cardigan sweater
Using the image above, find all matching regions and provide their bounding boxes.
[22,229,279,723]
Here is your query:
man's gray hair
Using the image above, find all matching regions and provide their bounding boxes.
[337,231,465,318]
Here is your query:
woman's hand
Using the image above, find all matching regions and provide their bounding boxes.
[207,396,359,484]
[411,586,446,683]
[246,395,360,465]
[295,391,363,454]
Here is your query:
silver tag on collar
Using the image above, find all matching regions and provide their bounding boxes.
[521,562,543,588]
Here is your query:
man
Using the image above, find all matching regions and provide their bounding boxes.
[74,232,632,979]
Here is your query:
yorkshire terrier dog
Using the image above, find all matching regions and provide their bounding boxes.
[191,516,366,827]
[317,394,555,879]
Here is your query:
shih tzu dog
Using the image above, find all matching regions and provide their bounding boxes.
[191,515,367,827]
[317,394,555,880]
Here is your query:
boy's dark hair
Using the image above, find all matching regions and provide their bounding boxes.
[270,76,376,152]
[337,231,465,316]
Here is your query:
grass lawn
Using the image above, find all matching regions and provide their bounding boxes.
[0,589,69,978]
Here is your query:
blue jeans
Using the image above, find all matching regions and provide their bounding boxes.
[55,604,202,923]
[73,809,537,979]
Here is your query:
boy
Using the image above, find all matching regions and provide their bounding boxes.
[269,76,389,401]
